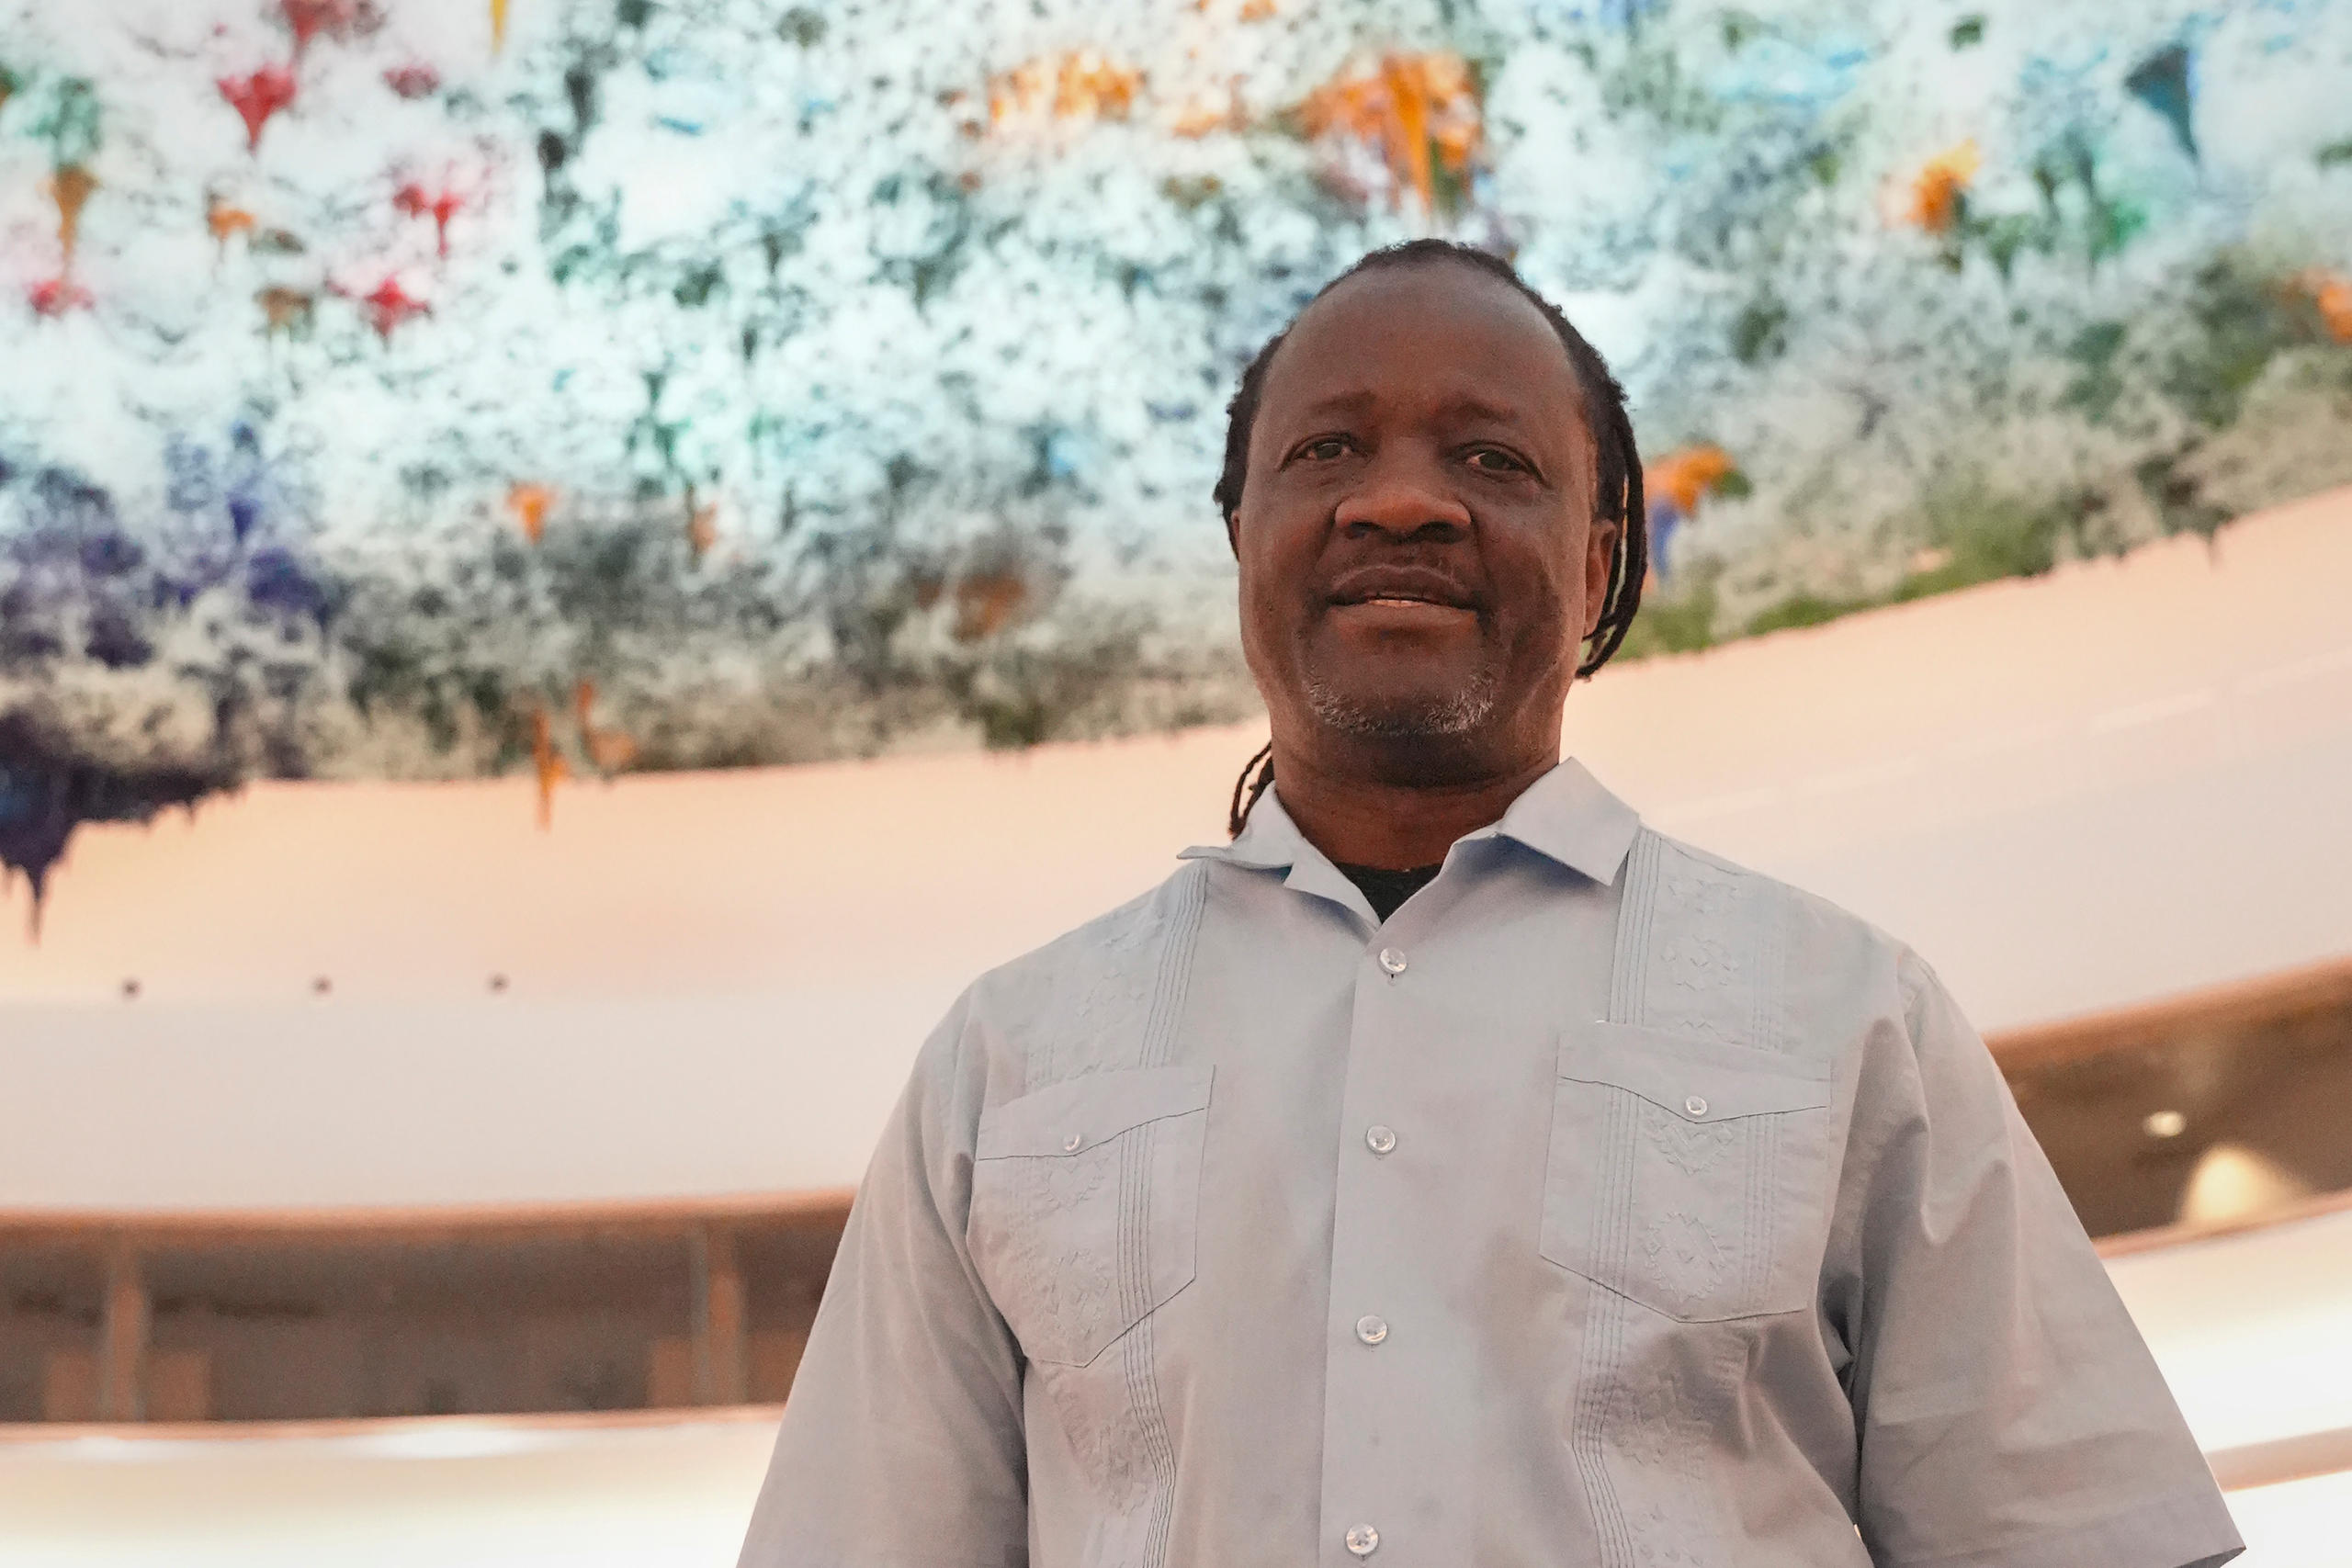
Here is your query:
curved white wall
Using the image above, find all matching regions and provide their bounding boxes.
[4,487,2348,1209]
[0,1413,778,1568]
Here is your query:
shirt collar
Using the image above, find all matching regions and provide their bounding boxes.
[1179,757,1641,889]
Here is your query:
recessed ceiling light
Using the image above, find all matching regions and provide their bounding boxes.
[2143,1109,2187,1139]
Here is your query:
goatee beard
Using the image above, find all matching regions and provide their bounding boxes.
[1304,666,1500,739]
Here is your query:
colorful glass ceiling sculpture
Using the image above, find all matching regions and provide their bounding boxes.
[2,0,2350,908]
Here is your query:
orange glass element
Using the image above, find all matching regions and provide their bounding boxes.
[491,0,511,53]
[585,730,639,772]
[1172,85,1246,139]
[2298,271,2352,344]
[989,51,1142,127]
[1901,140,1980,232]
[1301,52,1483,215]
[219,65,299,152]
[684,489,718,561]
[1646,446,1737,515]
[528,708,565,829]
[45,164,96,265]
[208,195,257,252]
[507,483,555,544]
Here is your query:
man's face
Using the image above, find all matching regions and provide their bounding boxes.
[1230,262,1618,783]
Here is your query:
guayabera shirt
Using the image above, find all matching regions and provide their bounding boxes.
[739,761,2241,1568]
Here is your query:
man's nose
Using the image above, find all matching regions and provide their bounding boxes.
[1333,450,1472,540]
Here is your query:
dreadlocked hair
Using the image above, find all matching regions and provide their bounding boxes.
[1217,240,1648,837]
[1228,739,1275,839]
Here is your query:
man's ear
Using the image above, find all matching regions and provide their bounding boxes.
[1224,512,1240,558]
[1582,514,1623,637]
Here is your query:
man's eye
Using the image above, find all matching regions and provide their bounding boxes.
[1465,447,1525,474]
[1297,436,1351,462]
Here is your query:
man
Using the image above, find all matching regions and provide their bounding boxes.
[739,242,2241,1567]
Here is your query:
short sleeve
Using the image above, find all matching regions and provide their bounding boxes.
[1838,957,2244,1568]
[736,994,1029,1568]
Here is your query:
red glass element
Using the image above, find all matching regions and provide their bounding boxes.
[281,0,374,54]
[348,276,430,341]
[219,66,299,152]
[28,276,94,317]
[383,62,441,99]
[394,181,465,257]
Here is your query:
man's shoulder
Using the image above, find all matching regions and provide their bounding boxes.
[971,860,1209,993]
[956,861,1214,1087]
[1629,827,1936,1046]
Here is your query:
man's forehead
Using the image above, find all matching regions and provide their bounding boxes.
[1261,264,1586,423]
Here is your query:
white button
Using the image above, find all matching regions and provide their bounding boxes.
[1355,1314,1388,1345]
[1377,947,1408,976]
[1063,1132,1083,1152]
[1365,1124,1397,1156]
[1683,1096,1709,1118]
[1345,1523,1380,1555]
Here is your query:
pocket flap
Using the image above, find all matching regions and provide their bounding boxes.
[977,1064,1215,1159]
[1557,1022,1831,1122]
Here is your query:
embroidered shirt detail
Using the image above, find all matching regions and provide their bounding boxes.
[1638,1211,1731,1316]
[1641,1101,1739,1176]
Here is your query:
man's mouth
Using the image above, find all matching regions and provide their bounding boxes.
[1327,566,1477,612]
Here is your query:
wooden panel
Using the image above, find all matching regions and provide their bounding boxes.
[645,1337,695,1410]
[1990,953,2352,1073]
[41,1352,97,1423]
[146,1350,210,1424]
[748,1327,808,1405]
[97,1247,148,1422]
[693,1227,747,1406]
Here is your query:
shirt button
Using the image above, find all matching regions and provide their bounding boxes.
[1377,947,1408,976]
[1063,1132,1083,1152]
[1355,1314,1388,1346]
[1683,1096,1709,1118]
[1365,1124,1397,1156]
[1345,1523,1380,1555]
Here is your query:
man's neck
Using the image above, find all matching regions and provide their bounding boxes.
[1269,742,1559,870]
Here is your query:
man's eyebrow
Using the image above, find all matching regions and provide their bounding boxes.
[1282,390,1534,427]
[1285,389,1379,423]
[1430,393,1532,427]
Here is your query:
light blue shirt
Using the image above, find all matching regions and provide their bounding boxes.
[741,761,2240,1568]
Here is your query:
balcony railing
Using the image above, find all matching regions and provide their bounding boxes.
[5,955,2346,1435]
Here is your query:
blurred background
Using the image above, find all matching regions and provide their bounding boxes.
[2,0,2349,1562]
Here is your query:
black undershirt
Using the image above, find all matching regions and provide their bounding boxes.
[1335,862,1444,922]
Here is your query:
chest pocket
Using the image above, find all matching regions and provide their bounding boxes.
[1541,1023,1835,1322]
[967,1064,1213,1368]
